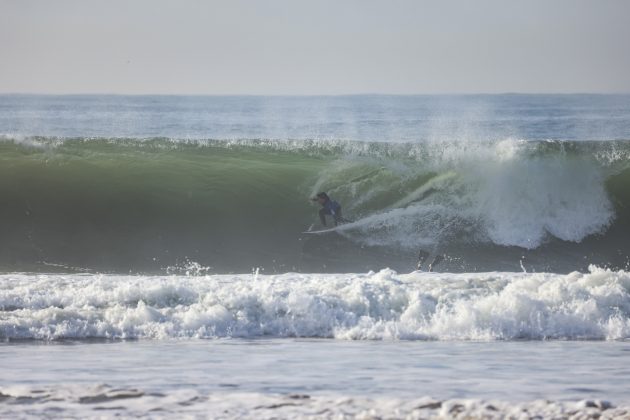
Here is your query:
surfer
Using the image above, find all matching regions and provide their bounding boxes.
[311,192,343,227]
[417,250,444,272]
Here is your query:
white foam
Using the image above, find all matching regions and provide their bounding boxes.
[0,133,52,149]
[1,267,629,341]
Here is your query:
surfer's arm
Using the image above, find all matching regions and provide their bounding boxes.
[325,201,339,215]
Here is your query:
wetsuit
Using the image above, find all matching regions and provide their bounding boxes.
[319,199,342,226]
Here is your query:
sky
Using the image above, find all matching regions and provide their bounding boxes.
[1,0,629,95]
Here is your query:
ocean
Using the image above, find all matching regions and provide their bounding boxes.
[1,94,630,418]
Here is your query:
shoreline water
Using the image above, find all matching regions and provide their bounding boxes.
[2,339,630,418]
[1,387,628,419]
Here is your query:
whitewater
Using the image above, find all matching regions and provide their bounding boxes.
[2,94,630,418]
[2,267,630,341]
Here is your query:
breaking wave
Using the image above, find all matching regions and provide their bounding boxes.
[1,136,630,273]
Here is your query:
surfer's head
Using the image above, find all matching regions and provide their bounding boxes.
[315,192,329,204]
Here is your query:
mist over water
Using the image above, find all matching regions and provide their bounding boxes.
[2,94,630,141]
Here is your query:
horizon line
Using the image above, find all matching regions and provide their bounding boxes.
[1,91,629,97]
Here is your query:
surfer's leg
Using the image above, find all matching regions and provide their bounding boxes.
[333,209,342,226]
[319,208,328,226]
[417,250,430,270]
[428,255,444,272]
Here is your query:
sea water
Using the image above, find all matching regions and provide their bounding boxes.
[1,94,630,418]
[1,340,629,417]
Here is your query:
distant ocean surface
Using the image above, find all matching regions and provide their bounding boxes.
[1,94,630,418]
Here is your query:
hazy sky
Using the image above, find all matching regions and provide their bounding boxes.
[1,0,629,94]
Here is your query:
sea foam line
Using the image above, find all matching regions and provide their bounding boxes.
[1,266,629,341]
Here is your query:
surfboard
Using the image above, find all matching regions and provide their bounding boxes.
[301,226,342,234]
[301,217,355,234]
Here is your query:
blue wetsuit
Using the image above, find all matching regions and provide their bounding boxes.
[319,199,342,226]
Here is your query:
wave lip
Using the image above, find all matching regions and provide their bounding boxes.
[1,267,629,341]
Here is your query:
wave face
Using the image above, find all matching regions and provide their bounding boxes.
[1,268,629,341]
[1,136,630,273]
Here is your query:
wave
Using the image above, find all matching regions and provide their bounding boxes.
[1,267,629,341]
[1,136,630,273]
